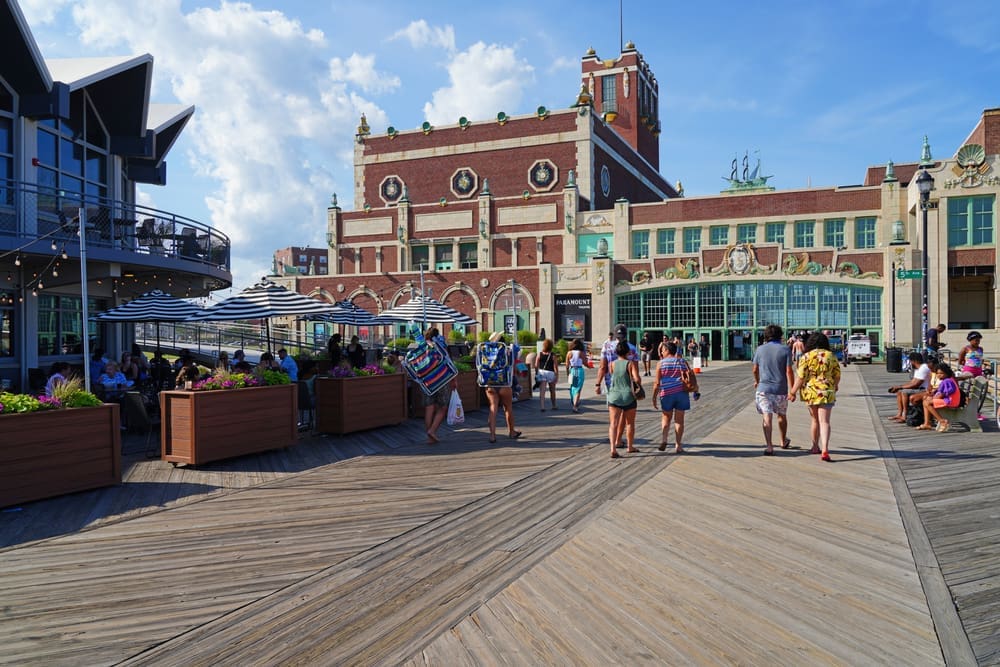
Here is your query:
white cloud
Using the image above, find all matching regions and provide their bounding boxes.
[63,1,394,292]
[423,41,534,126]
[329,53,400,94]
[389,19,455,52]
[17,0,75,25]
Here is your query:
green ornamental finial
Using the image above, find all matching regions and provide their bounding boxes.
[920,135,933,166]
[883,160,897,182]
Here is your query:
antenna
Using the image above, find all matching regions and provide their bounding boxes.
[619,0,623,52]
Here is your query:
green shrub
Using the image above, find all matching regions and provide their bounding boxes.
[387,337,414,350]
[517,329,538,346]
[553,339,569,362]
[260,369,291,386]
[447,329,466,343]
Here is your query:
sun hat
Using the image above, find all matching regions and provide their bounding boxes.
[489,331,505,342]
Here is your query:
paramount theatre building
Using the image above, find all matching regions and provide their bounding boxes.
[282,42,999,361]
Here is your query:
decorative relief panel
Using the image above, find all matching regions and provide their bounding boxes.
[528,159,558,192]
[450,167,479,198]
[379,176,405,205]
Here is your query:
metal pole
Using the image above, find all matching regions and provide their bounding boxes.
[79,207,91,391]
[921,197,929,352]
[419,266,427,329]
[890,261,897,348]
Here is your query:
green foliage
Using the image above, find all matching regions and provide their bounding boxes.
[447,329,466,343]
[455,360,474,372]
[260,369,291,386]
[64,391,103,408]
[477,331,492,343]
[0,392,42,413]
[387,337,414,350]
[379,359,399,374]
[553,338,569,362]
[517,329,538,346]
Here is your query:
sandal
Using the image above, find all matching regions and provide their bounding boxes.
[626,448,639,454]
[936,420,949,432]
[763,447,774,456]
[658,443,668,452]
[610,450,620,459]
[509,431,522,439]
[916,424,933,430]
[781,438,791,449]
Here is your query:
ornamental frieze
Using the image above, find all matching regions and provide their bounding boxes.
[706,243,776,276]
[943,144,1000,189]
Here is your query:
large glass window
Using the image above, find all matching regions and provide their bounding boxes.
[765,222,785,245]
[727,283,754,328]
[737,224,756,244]
[824,218,845,248]
[0,288,14,357]
[757,283,785,325]
[410,245,429,270]
[852,288,882,326]
[699,284,724,327]
[787,284,817,327]
[643,289,669,328]
[947,195,994,246]
[819,285,848,327]
[709,225,729,246]
[37,294,106,356]
[601,74,617,113]
[632,230,649,259]
[794,220,815,248]
[459,242,478,269]
[855,217,876,249]
[0,83,12,207]
[434,244,453,271]
[656,228,675,255]
[671,287,696,327]
[35,90,109,214]
[682,227,701,253]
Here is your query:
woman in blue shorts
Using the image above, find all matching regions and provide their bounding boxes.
[653,340,691,453]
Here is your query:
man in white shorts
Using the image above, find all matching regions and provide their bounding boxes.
[752,324,794,455]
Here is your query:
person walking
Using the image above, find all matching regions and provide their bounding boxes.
[565,338,588,413]
[480,332,522,443]
[653,340,692,454]
[600,324,638,390]
[421,327,457,445]
[752,324,794,455]
[534,338,559,412]
[595,340,642,458]
[639,332,653,377]
[788,331,841,462]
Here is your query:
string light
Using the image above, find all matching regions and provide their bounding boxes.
[61,247,67,260]
[14,254,20,266]
[51,240,57,250]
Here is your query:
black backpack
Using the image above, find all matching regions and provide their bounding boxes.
[905,403,923,427]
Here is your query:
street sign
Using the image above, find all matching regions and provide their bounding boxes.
[896,268,924,280]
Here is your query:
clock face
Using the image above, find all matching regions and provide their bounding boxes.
[600,165,611,197]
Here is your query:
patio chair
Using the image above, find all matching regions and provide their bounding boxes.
[122,391,160,457]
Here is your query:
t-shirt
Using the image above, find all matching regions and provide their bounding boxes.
[913,363,931,390]
[925,327,940,350]
[279,355,298,381]
[752,341,792,395]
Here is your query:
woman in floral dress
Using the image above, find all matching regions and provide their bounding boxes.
[788,331,841,462]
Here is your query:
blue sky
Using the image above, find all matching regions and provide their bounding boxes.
[19,0,1000,294]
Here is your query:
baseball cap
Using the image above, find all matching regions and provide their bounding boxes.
[614,323,628,340]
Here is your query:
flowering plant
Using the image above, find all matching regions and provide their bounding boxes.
[329,363,388,378]
[193,371,261,391]
[0,381,101,415]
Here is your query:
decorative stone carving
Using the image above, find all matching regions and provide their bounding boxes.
[706,244,776,276]
[659,258,700,280]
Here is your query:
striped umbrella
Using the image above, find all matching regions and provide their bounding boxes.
[299,299,379,326]
[93,289,203,348]
[374,295,477,327]
[186,279,339,350]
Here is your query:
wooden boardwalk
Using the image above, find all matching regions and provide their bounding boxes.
[859,364,1000,666]
[0,361,989,665]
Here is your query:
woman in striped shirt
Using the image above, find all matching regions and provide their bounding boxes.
[653,340,692,453]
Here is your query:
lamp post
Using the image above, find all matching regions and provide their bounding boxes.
[915,168,934,350]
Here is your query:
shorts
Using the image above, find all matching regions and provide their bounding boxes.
[659,392,690,412]
[900,388,923,397]
[932,397,958,409]
[421,385,451,408]
[754,392,788,416]
[609,400,637,411]
[640,351,651,362]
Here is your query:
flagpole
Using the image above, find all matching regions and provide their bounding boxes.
[79,207,91,391]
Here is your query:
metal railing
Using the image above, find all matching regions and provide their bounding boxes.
[0,178,230,271]
[134,321,331,360]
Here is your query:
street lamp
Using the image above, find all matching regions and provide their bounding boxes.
[915,168,934,349]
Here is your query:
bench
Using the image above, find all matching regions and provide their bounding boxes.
[938,376,988,432]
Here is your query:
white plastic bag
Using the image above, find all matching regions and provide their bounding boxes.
[447,389,465,426]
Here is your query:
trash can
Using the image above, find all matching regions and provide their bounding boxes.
[886,347,903,373]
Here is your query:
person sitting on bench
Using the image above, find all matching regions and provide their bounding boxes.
[889,352,932,423]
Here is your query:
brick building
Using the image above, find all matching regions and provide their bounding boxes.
[279,42,999,359]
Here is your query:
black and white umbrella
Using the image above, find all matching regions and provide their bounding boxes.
[93,289,202,347]
[375,295,477,327]
[186,279,339,350]
[298,299,379,327]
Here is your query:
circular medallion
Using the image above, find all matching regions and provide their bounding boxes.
[600,165,611,197]
[527,159,559,192]
[480,278,489,288]
[729,245,751,274]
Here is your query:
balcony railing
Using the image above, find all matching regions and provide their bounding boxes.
[0,178,230,271]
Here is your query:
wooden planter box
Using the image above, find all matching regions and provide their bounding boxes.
[407,371,480,418]
[160,384,298,466]
[315,373,406,434]
[0,404,121,508]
